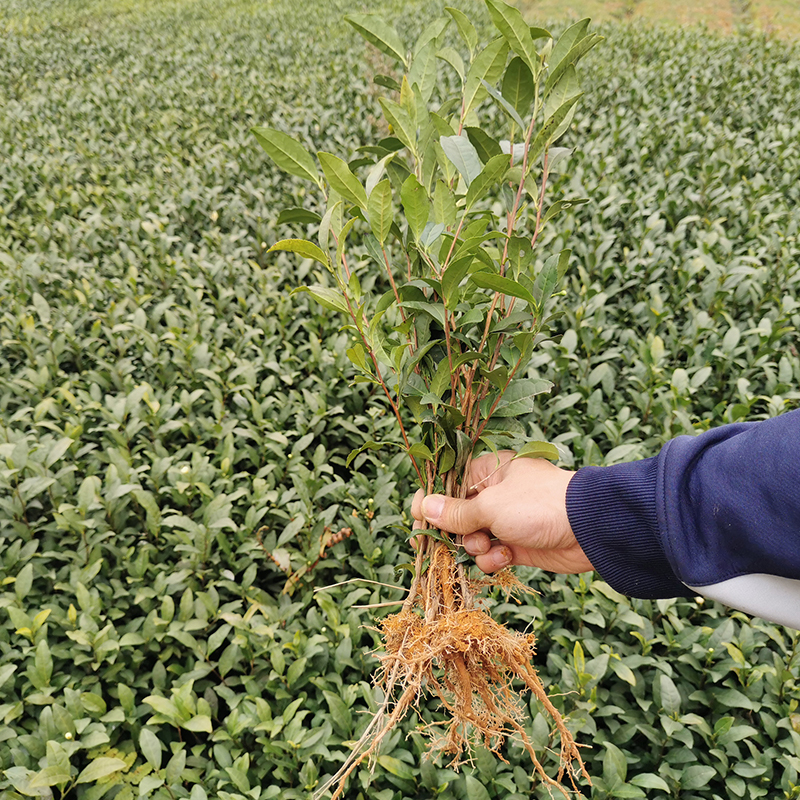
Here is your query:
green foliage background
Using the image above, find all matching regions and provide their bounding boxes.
[1,0,799,798]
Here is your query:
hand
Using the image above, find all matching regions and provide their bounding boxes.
[411,451,594,575]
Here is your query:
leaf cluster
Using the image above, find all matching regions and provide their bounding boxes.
[255,2,602,495]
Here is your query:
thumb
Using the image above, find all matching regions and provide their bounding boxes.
[421,494,489,535]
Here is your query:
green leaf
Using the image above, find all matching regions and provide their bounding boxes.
[268,239,330,268]
[408,443,435,462]
[433,180,456,227]
[528,93,583,165]
[374,74,401,92]
[323,691,353,737]
[463,38,509,118]
[346,441,402,467]
[80,692,106,715]
[549,18,591,74]
[440,135,483,187]
[501,56,535,118]
[514,441,559,461]
[445,7,478,56]
[465,774,491,800]
[143,695,180,720]
[485,0,540,77]
[492,378,553,416]
[20,476,55,502]
[251,127,319,184]
[346,343,369,372]
[544,64,581,143]
[286,656,307,687]
[365,152,395,198]
[14,563,33,600]
[377,755,415,780]
[367,179,394,245]
[292,286,349,315]
[379,98,417,155]
[681,765,716,790]
[34,640,52,687]
[44,742,67,774]
[714,687,757,711]
[318,152,368,209]
[139,728,162,771]
[465,128,503,164]
[182,714,212,733]
[660,673,682,716]
[602,741,628,788]
[28,766,72,789]
[546,32,602,97]
[45,437,73,468]
[76,757,127,784]
[401,174,430,240]
[533,256,558,307]
[165,750,186,786]
[442,255,475,308]
[437,46,465,81]
[480,78,526,131]
[611,659,637,686]
[470,272,535,306]
[0,663,17,688]
[630,774,670,791]
[414,17,450,58]
[465,153,509,210]
[276,207,322,226]
[345,14,407,68]
[540,197,588,227]
[544,63,580,120]
[408,40,439,104]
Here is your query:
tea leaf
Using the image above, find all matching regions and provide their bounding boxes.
[139,728,162,771]
[485,0,541,77]
[251,127,320,185]
[470,272,536,306]
[76,757,127,784]
[514,441,559,461]
[501,56,535,118]
[379,97,417,155]
[346,14,408,67]
[292,286,349,315]
[318,152,368,209]
[465,153,510,210]
[445,6,478,56]
[269,239,331,268]
[440,135,483,187]
[463,37,509,118]
[400,174,430,240]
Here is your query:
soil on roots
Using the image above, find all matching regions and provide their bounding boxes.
[316,540,590,799]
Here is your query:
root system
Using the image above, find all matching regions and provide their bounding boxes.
[316,534,590,799]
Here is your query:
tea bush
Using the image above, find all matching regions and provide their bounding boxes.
[1,1,799,799]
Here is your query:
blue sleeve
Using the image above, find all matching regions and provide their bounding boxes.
[565,409,800,627]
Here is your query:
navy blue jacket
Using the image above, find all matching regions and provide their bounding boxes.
[566,409,800,628]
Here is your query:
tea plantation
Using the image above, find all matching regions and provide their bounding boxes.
[1,0,800,798]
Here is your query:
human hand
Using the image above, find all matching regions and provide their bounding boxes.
[411,451,594,575]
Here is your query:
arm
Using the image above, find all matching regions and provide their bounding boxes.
[568,408,800,627]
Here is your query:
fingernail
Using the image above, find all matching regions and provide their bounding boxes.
[492,546,512,569]
[422,495,444,523]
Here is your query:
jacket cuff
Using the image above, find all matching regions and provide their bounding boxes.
[566,457,691,598]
